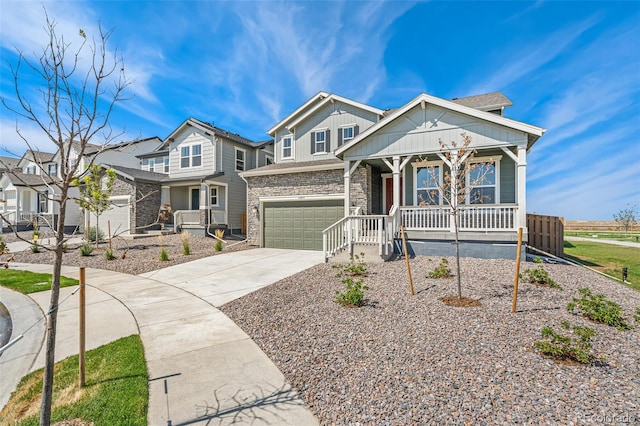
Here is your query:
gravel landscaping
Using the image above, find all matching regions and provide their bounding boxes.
[221,256,640,425]
[1,231,252,275]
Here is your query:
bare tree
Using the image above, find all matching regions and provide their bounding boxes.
[613,204,637,236]
[416,133,495,299]
[1,11,131,425]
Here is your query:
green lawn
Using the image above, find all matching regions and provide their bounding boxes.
[0,335,148,425]
[565,231,640,243]
[564,240,640,291]
[0,270,78,294]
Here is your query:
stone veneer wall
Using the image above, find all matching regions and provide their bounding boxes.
[245,165,371,246]
[133,180,161,231]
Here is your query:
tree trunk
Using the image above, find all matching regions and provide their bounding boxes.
[453,209,462,299]
[40,189,68,425]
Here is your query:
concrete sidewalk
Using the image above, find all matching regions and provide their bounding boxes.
[2,248,322,425]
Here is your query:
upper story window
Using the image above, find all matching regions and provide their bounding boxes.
[311,129,329,154]
[338,125,358,147]
[149,158,155,172]
[163,157,169,173]
[467,157,500,204]
[235,148,246,171]
[415,161,443,206]
[47,164,58,176]
[282,135,293,159]
[180,144,202,168]
[25,165,37,174]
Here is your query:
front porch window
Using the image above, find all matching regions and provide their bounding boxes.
[414,161,443,206]
[38,190,48,213]
[467,157,500,204]
[210,187,218,206]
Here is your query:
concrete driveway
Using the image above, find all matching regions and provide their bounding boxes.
[1,248,323,425]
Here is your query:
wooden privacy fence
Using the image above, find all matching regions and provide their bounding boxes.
[527,214,564,258]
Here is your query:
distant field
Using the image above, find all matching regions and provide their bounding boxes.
[565,220,638,232]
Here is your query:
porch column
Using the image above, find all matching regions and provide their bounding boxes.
[160,185,171,206]
[516,146,527,229]
[392,156,400,208]
[344,160,351,217]
[15,190,21,224]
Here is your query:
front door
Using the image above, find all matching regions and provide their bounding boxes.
[384,177,403,214]
[190,188,200,211]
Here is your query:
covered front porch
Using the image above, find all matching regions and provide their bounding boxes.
[162,180,229,234]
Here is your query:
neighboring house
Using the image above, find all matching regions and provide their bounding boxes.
[242,91,545,260]
[95,118,273,237]
[0,150,61,231]
[0,137,163,233]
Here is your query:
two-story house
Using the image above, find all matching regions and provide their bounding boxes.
[0,137,163,233]
[101,118,273,237]
[242,91,545,260]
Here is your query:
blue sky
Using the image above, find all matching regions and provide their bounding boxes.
[0,1,638,220]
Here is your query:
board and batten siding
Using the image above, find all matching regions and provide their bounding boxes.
[168,129,216,179]
[343,104,528,161]
[274,101,379,163]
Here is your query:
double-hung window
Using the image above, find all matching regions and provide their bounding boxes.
[180,144,202,168]
[149,158,155,172]
[415,161,443,205]
[210,187,218,206]
[338,125,358,146]
[467,158,499,204]
[311,129,329,154]
[163,157,169,173]
[282,135,293,159]
[48,164,58,176]
[235,148,246,171]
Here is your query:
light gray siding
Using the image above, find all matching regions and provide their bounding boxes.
[274,101,379,163]
[343,104,528,161]
[168,128,215,179]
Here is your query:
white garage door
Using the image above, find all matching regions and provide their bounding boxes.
[90,198,131,237]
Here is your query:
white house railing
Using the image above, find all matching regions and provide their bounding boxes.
[322,214,391,262]
[400,204,518,231]
[208,209,227,226]
[173,210,201,229]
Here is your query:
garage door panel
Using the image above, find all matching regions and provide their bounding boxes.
[263,200,344,250]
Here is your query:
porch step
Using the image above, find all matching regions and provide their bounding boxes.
[327,244,389,264]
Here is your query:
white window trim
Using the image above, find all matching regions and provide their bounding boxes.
[210,187,219,206]
[465,156,501,204]
[180,143,203,169]
[235,147,246,172]
[313,128,328,155]
[339,124,357,143]
[281,134,294,160]
[413,160,444,206]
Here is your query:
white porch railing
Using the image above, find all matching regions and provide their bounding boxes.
[208,209,227,226]
[173,210,201,229]
[322,214,392,262]
[400,204,518,231]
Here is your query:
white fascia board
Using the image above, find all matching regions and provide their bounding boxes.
[240,162,343,178]
[335,93,546,157]
[285,94,384,132]
[267,91,330,136]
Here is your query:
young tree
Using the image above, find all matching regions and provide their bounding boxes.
[1,12,131,425]
[73,165,117,247]
[613,204,637,236]
[416,133,494,299]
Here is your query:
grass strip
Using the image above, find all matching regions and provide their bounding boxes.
[564,240,640,291]
[0,270,78,294]
[0,335,148,425]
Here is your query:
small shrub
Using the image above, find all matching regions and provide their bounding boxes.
[159,248,169,261]
[0,239,6,255]
[427,258,452,279]
[88,226,105,243]
[105,248,116,260]
[334,276,369,307]
[214,240,223,252]
[213,229,224,252]
[519,257,562,289]
[534,321,598,364]
[181,232,190,255]
[30,245,40,253]
[567,288,631,330]
[79,244,93,256]
[334,253,367,277]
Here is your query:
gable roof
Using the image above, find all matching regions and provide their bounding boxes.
[335,93,546,157]
[71,137,163,157]
[267,92,384,136]
[0,155,20,171]
[451,92,513,111]
[162,118,258,149]
[1,170,58,186]
[18,150,56,167]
